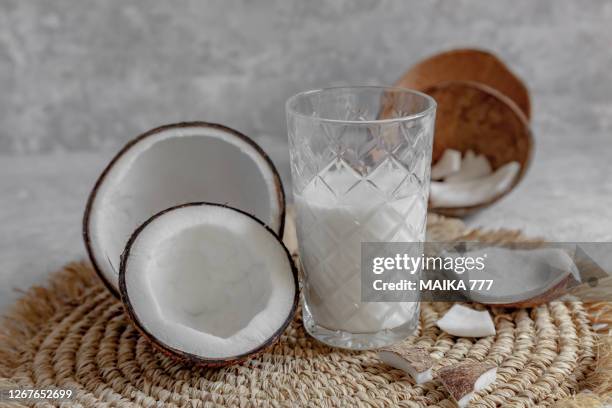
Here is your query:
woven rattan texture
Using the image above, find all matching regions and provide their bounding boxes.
[0,216,600,407]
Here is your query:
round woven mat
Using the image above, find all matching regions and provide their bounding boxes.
[0,216,607,407]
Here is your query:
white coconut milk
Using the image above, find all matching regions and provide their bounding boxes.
[294,174,425,333]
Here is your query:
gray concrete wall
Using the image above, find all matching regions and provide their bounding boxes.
[2,0,611,155]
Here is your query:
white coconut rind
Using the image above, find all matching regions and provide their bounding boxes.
[436,305,496,337]
[474,368,497,392]
[87,124,283,294]
[431,149,462,180]
[121,204,295,360]
[445,150,493,183]
[456,367,497,408]
[430,161,519,208]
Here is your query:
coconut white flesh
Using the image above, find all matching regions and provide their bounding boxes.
[431,149,462,180]
[593,323,609,332]
[474,367,497,392]
[122,204,295,360]
[430,161,519,208]
[436,305,496,337]
[88,124,283,292]
[456,392,474,408]
[456,367,497,408]
[445,150,493,183]
[377,350,433,384]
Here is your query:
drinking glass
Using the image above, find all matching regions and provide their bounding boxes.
[286,86,436,349]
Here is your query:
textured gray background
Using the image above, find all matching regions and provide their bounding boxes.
[2,0,611,153]
[1,1,611,310]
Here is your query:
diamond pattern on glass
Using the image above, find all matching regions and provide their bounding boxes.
[367,156,410,197]
[318,158,362,197]
[289,92,435,335]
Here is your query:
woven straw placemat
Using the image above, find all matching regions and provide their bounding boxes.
[1,215,610,407]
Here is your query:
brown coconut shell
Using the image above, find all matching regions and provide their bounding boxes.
[119,202,299,367]
[438,361,497,403]
[395,48,531,120]
[426,81,533,217]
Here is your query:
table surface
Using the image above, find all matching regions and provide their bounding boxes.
[1,121,611,312]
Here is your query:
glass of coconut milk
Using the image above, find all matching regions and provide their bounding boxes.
[286,86,436,349]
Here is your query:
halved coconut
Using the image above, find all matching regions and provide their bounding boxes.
[119,202,298,366]
[83,122,285,296]
[395,48,531,119]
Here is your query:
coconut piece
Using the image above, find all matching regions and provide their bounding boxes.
[84,122,285,296]
[430,161,520,208]
[445,150,493,183]
[447,246,580,307]
[436,305,496,337]
[593,323,609,332]
[377,345,434,384]
[119,202,298,367]
[431,149,462,180]
[438,361,497,408]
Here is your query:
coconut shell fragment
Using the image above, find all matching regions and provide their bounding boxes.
[438,361,497,408]
[436,304,496,338]
[377,345,434,384]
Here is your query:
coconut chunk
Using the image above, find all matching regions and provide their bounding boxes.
[119,202,298,366]
[431,149,462,180]
[430,161,519,208]
[438,362,497,408]
[377,345,434,384]
[593,323,609,332]
[436,305,496,337]
[445,150,493,183]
